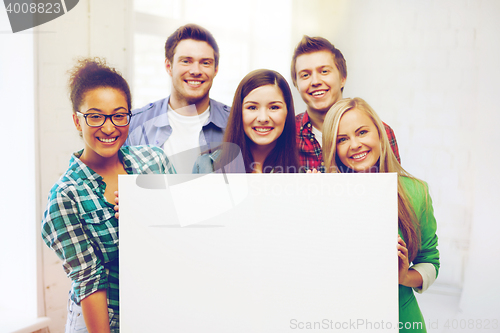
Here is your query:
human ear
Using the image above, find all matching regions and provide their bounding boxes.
[340,76,347,89]
[165,58,173,77]
[73,113,82,132]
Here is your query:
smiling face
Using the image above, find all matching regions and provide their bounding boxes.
[295,50,346,114]
[166,39,218,111]
[336,108,381,173]
[242,84,288,149]
[73,87,129,166]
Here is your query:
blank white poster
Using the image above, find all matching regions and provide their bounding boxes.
[119,173,398,332]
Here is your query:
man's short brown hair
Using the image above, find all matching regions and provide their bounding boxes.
[290,36,347,90]
[165,24,220,68]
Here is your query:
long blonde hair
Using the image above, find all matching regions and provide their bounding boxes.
[323,97,423,262]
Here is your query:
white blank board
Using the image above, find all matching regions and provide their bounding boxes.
[119,173,398,332]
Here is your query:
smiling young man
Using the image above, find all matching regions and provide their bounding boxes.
[126,24,230,173]
[291,36,400,172]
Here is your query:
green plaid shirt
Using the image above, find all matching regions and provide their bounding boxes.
[41,145,175,326]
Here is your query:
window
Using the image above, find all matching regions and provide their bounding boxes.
[133,0,293,109]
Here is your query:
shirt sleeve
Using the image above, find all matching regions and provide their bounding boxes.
[410,262,437,293]
[151,146,176,174]
[192,155,201,174]
[192,153,216,174]
[412,182,440,277]
[41,187,108,303]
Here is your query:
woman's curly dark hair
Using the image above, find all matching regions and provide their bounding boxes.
[68,57,132,113]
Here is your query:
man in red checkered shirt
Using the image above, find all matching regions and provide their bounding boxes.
[291,36,401,173]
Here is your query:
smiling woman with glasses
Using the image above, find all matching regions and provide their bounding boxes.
[41,57,175,333]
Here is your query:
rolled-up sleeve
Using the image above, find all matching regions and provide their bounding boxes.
[41,188,107,303]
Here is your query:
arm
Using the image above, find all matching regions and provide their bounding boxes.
[398,235,423,288]
[191,153,215,174]
[412,182,439,276]
[192,157,201,174]
[42,188,111,326]
[81,289,111,333]
[399,179,440,291]
[115,145,173,219]
[114,191,119,219]
[400,271,423,288]
[410,263,437,293]
[152,146,176,174]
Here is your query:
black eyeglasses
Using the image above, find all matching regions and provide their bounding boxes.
[76,112,132,127]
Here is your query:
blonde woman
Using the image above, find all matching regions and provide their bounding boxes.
[322,97,439,332]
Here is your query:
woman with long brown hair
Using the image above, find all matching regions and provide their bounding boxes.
[193,69,299,173]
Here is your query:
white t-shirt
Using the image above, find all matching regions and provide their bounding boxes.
[163,105,210,173]
[311,125,323,148]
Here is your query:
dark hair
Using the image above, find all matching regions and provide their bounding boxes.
[217,69,299,173]
[165,24,220,68]
[290,35,347,90]
[68,57,132,113]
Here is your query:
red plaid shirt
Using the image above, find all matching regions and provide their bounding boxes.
[296,111,401,172]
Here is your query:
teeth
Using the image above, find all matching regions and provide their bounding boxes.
[187,81,201,85]
[254,127,272,132]
[352,152,367,159]
[312,91,325,96]
[98,137,117,143]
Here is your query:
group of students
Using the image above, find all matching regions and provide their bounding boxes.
[41,24,439,332]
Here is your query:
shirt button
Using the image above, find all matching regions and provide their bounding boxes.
[321,162,325,166]
[307,123,311,127]
[310,138,314,142]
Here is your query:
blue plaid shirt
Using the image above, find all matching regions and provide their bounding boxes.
[41,145,175,327]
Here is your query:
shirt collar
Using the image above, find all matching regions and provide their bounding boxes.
[207,99,227,129]
[68,149,104,192]
[299,111,313,134]
[152,98,170,128]
[69,148,134,187]
[153,96,225,129]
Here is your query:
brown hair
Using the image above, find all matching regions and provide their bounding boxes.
[323,97,424,262]
[290,35,347,90]
[165,24,220,68]
[217,69,299,173]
